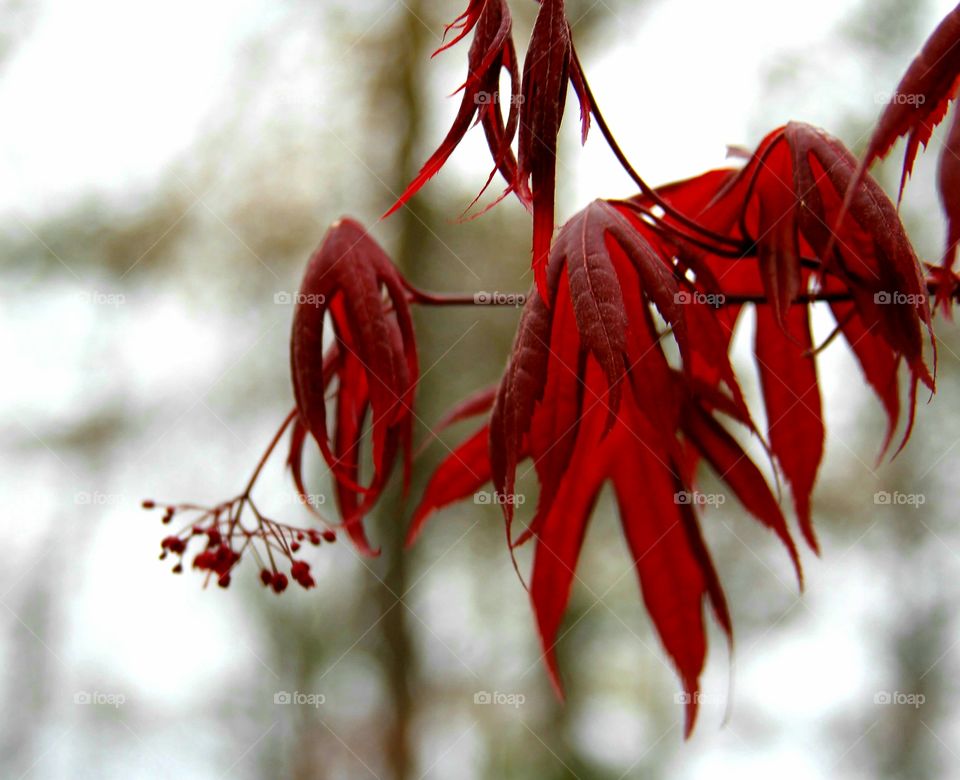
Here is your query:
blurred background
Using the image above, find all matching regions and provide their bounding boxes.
[2,0,960,777]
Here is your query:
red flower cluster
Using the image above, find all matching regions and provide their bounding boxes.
[148,492,332,592]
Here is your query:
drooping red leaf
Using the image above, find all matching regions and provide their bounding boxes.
[518,0,572,299]
[485,202,811,734]
[394,0,652,298]
[489,282,553,535]
[434,0,487,56]
[521,354,764,736]
[407,425,491,545]
[525,265,585,544]
[290,218,419,555]
[938,104,960,294]
[641,122,934,384]
[823,4,960,303]
[609,415,728,738]
[384,0,525,218]
[680,391,802,584]
[329,342,377,552]
[551,201,631,406]
[861,4,960,198]
[493,200,697,540]
[829,301,902,457]
[287,347,341,513]
[529,372,609,696]
[786,123,934,393]
[750,135,802,327]
[430,384,497,434]
[647,124,932,458]
[406,385,499,544]
[754,304,824,551]
[621,167,748,302]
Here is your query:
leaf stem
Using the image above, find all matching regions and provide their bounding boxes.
[406,275,957,308]
[403,280,527,306]
[242,407,298,498]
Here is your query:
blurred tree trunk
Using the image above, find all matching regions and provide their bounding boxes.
[367,2,431,778]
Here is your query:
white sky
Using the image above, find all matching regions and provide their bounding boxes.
[4,0,956,218]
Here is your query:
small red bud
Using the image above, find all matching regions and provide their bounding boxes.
[291,561,315,589]
[161,536,186,554]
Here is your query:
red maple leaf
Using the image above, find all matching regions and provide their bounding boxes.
[834,4,960,309]
[289,218,420,555]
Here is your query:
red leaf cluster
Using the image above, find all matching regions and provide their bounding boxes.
[412,123,935,733]
[386,0,618,300]
[623,123,934,453]
[385,0,524,221]
[844,3,960,309]
[147,219,421,589]
[289,218,420,555]
[148,1,960,738]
